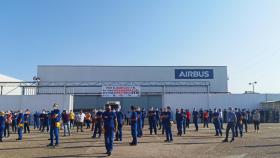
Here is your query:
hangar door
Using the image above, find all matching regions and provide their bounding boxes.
[74,95,162,112]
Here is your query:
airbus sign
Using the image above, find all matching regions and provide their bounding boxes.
[175,69,214,79]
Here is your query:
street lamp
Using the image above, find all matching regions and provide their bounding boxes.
[33,76,40,82]
[249,81,257,93]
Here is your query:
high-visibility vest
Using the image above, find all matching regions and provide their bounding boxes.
[70,112,75,120]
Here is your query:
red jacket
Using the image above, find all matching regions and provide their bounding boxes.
[6,113,12,124]
[203,112,209,118]
[186,112,191,120]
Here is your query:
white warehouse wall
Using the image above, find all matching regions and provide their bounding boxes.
[0,73,22,95]
[164,93,280,110]
[0,95,73,112]
[37,66,228,93]
[1,86,22,95]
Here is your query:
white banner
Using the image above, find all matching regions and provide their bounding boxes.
[102,86,140,97]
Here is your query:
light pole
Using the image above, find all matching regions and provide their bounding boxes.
[249,81,257,93]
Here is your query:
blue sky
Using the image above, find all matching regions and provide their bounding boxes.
[0,0,279,93]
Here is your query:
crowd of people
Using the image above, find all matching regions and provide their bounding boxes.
[0,104,262,156]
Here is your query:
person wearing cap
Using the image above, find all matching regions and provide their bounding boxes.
[92,109,103,138]
[163,106,173,142]
[76,110,85,132]
[61,110,70,136]
[155,108,160,128]
[102,104,117,156]
[235,108,243,138]
[252,109,261,133]
[223,107,237,142]
[69,110,75,129]
[16,110,24,141]
[39,110,44,131]
[130,105,138,146]
[85,112,91,129]
[175,108,183,136]
[12,111,18,133]
[41,110,49,132]
[213,109,222,136]
[203,110,209,128]
[0,111,6,142]
[47,103,61,147]
[242,109,248,133]
[115,106,124,142]
[23,109,31,134]
[4,111,12,138]
[192,108,199,132]
[148,107,157,135]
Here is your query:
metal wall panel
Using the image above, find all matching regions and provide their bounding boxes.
[164,93,280,110]
[0,95,73,112]
[38,66,228,92]
[165,86,208,93]
[36,85,208,94]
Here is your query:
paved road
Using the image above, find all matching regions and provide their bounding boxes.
[0,123,279,158]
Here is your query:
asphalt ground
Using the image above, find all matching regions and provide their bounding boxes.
[0,123,280,158]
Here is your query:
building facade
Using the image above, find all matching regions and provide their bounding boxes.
[37,66,228,111]
[1,66,280,112]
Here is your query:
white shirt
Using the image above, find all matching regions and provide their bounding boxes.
[76,113,85,123]
[219,111,223,119]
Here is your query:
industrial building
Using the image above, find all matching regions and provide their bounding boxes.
[0,65,280,112]
[36,65,227,111]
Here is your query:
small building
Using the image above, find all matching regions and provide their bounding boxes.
[0,74,22,95]
[261,101,280,110]
[261,101,280,123]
